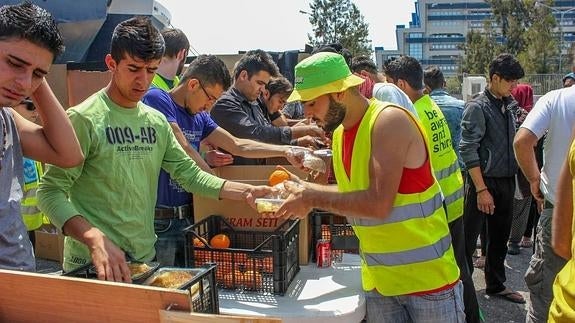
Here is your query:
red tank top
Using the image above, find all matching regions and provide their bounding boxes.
[342,121,434,191]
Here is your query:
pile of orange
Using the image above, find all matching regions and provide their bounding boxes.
[268,169,290,186]
[193,237,207,247]
[222,269,263,289]
[210,233,231,249]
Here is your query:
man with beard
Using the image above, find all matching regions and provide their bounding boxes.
[384,56,476,322]
[267,52,464,322]
[150,28,189,91]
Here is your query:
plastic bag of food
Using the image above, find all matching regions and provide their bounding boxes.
[288,147,327,174]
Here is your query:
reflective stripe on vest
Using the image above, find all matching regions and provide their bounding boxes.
[22,160,44,230]
[348,191,443,226]
[413,95,464,223]
[364,233,452,266]
[332,99,459,296]
[435,159,459,181]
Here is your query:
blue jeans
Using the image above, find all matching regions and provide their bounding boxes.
[154,218,192,267]
[365,280,465,323]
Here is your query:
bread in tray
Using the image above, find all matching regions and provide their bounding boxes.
[148,271,195,289]
[128,262,151,276]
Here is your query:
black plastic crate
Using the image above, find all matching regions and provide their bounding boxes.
[184,215,300,295]
[62,263,219,314]
[143,263,219,314]
[311,210,359,262]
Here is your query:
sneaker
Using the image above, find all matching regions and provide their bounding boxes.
[507,242,520,255]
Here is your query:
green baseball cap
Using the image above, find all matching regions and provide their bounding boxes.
[287,52,365,102]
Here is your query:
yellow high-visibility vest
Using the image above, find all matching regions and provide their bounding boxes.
[414,95,464,223]
[151,74,180,91]
[22,159,46,230]
[549,138,575,322]
[332,99,459,295]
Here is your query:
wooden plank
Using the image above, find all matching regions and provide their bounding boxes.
[159,310,282,323]
[0,270,191,323]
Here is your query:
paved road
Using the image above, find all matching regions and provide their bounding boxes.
[36,245,534,322]
[472,246,533,323]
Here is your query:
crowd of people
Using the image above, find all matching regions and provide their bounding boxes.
[3,2,575,323]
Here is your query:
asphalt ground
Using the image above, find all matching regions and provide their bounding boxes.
[473,245,533,323]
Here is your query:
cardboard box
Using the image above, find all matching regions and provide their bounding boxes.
[193,165,311,264]
[34,226,65,263]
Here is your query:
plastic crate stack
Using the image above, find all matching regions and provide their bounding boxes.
[311,210,359,263]
[184,215,300,295]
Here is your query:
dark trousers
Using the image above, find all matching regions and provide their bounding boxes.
[449,216,480,323]
[464,176,515,294]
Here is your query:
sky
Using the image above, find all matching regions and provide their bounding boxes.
[156,0,415,55]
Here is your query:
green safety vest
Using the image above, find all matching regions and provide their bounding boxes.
[332,99,459,296]
[413,95,464,223]
[22,159,46,230]
[151,74,180,91]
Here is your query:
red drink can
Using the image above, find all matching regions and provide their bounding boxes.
[316,239,332,268]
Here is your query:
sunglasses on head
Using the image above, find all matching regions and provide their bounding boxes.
[21,99,35,111]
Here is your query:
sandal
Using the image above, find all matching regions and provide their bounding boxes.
[488,289,526,304]
[474,256,485,269]
[519,239,533,248]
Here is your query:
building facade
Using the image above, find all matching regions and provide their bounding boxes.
[375,0,575,75]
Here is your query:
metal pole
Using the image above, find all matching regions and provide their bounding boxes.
[560,11,564,73]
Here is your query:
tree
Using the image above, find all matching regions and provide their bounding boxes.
[461,0,559,74]
[305,0,372,56]
[519,1,558,73]
[486,0,531,56]
[461,22,501,75]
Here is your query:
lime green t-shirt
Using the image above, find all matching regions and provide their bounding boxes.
[38,90,224,271]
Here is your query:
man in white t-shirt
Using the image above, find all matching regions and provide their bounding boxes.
[372,82,419,117]
[513,85,575,323]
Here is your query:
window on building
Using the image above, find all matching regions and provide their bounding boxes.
[409,43,423,60]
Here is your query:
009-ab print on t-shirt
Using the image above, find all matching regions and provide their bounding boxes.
[106,125,157,160]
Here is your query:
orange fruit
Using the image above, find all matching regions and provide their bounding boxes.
[243,270,263,289]
[268,169,290,186]
[210,234,231,249]
[193,237,207,247]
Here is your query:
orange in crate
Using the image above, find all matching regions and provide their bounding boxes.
[210,234,231,249]
[243,270,263,289]
[193,237,207,247]
[268,169,290,186]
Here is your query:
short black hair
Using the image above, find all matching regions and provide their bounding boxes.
[181,55,231,90]
[161,28,189,58]
[351,55,377,74]
[110,16,165,63]
[312,43,352,67]
[423,65,445,91]
[0,1,64,60]
[266,76,293,97]
[383,55,424,90]
[489,53,524,81]
[232,49,280,80]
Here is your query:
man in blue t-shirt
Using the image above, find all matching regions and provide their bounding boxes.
[142,55,302,266]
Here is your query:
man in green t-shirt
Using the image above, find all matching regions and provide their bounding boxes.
[38,17,272,283]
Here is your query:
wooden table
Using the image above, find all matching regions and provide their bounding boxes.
[218,254,365,323]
